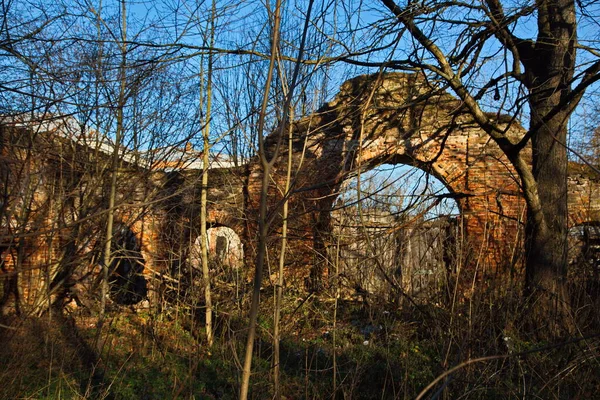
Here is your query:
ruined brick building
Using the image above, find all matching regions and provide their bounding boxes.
[2,73,600,313]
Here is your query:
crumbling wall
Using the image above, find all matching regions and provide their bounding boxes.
[4,73,600,310]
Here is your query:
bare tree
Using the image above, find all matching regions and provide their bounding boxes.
[238,0,283,396]
[198,0,217,348]
[367,0,600,337]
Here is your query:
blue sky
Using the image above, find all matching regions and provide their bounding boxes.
[4,0,598,218]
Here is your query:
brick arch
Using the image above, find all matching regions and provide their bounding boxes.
[182,222,245,268]
[243,72,529,287]
[333,160,463,226]
[352,153,464,211]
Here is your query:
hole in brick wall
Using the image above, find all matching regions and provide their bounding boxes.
[181,226,244,294]
[109,224,148,305]
[331,164,460,303]
[188,226,244,270]
[335,164,459,218]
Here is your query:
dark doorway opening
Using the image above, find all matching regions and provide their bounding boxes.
[109,224,147,305]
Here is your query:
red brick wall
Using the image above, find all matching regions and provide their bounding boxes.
[4,75,600,309]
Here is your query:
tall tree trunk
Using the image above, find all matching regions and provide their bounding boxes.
[199,0,217,349]
[273,105,293,399]
[239,1,282,398]
[524,0,576,337]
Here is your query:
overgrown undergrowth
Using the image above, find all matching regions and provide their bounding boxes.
[1,285,599,399]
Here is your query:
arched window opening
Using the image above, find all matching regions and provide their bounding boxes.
[207,226,244,269]
[109,224,148,305]
[187,226,244,270]
[332,164,460,304]
[185,226,244,294]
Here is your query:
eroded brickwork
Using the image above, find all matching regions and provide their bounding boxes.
[2,73,600,311]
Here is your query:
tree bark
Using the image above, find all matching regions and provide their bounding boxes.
[522,0,576,337]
